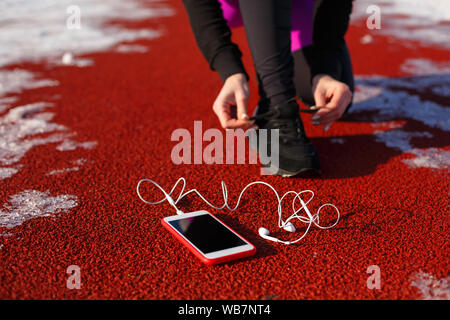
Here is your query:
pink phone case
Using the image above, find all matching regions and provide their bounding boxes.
[161,213,256,265]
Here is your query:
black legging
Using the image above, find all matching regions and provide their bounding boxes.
[239,0,354,109]
[238,0,296,107]
[293,43,354,107]
[293,0,354,108]
[183,0,354,109]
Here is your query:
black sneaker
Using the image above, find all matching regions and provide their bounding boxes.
[251,99,320,177]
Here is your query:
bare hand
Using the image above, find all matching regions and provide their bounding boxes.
[212,73,255,129]
[311,74,352,131]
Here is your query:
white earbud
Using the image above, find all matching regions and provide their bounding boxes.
[258,227,293,245]
[283,222,296,233]
[258,227,280,243]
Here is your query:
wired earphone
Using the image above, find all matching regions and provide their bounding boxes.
[136,177,340,245]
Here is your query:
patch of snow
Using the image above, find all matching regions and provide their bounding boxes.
[352,85,383,104]
[352,77,450,131]
[401,59,450,76]
[47,167,80,176]
[0,190,77,229]
[0,70,58,96]
[352,73,449,170]
[72,158,88,166]
[115,44,148,53]
[0,76,96,179]
[60,52,93,67]
[56,140,97,151]
[411,272,450,300]
[0,1,173,182]
[371,121,405,133]
[360,34,373,44]
[403,148,450,170]
[0,102,69,166]
[352,0,450,48]
[0,0,174,67]
[374,129,432,152]
[0,167,18,180]
[0,97,18,113]
[431,85,450,98]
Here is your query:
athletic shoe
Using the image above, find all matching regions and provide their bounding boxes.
[251,99,320,177]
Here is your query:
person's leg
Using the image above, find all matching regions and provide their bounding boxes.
[238,0,320,176]
[293,44,354,107]
[293,0,354,111]
[238,0,295,108]
[292,46,315,106]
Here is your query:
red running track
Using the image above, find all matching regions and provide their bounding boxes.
[0,0,448,299]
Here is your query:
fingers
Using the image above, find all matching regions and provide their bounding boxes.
[212,73,253,130]
[213,99,255,130]
[311,84,352,129]
[224,118,256,130]
[213,99,230,129]
[235,91,249,121]
[314,89,327,108]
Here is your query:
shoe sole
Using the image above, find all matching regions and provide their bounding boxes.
[263,164,321,178]
[279,167,321,178]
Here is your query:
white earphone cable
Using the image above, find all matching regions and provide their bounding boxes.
[136,177,340,244]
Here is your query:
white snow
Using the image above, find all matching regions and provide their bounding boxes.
[0,0,174,67]
[372,129,449,170]
[352,80,450,131]
[72,158,88,166]
[115,44,149,53]
[0,97,18,113]
[0,99,99,179]
[47,167,80,176]
[0,1,173,181]
[0,70,58,96]
[373,129,432,152]
[0,190,77,229]
[0,102,69,166]
[46,159,90,176]
[351,59,450,170]
[360,34,373,44]
[411,272,450,300]
[401,59,450,76]
[403,148,450,170]
[352,0,450,48]
[56,140,97,151]
[60,52,93,67]
[0,167,18,180]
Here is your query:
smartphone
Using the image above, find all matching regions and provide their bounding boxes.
[162,211,256,265]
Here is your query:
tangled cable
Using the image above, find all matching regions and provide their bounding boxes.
[136,177,340,245]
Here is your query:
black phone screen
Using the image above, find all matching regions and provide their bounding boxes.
[168,214,247,254]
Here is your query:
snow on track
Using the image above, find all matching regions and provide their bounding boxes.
[0,0,173,67]
[0,1,173,235]
[411,272,450,300]
[0,190,77,229]
[352,0,450,48]
[351,58,450,170]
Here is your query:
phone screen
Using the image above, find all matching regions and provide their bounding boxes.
[168,214,247,254]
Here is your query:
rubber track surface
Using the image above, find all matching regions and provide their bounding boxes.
[0,0,448,299]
